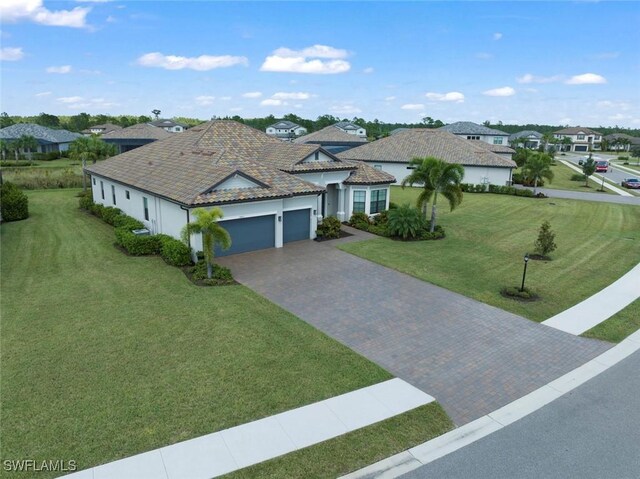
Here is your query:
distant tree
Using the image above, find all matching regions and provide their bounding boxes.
[315,114,339,130]
[513,148,530,168]
[17,135,39,160]
[401,156,464,232]
[522,152,554,194]
[599,138,609,152]
[560,136,573,152]
[181,207,231,279]
[35,113,60,129]
[69,136,116,165]
[534,221,557,257]
[582,155,596,187]
[421,116,444,129]
[630,146,640,165]
[0,112,14,129]
[152,109,161,120]
[137,115,152,124]
[483,120,491,127]
[66,113,91,132]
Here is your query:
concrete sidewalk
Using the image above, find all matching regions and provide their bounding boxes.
[559,159,633,196]
[543,263,640,335]
[61,379,433,479]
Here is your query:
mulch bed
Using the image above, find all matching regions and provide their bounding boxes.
[528,254,551,261]
[314,230,353,242]
[180,265,238,287]
[500,287,541,302]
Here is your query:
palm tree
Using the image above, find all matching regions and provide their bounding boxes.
[69,135,116,164]
[17,135,39,161]
[522,152,554,194]
[181,208,231,279]
[560,136,573,152]
[401,156,464,232]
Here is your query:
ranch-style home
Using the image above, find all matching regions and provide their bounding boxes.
[337,129,517,187]
[85,120,394,257]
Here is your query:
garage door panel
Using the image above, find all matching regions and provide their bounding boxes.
[283,209,311,243]
[215,214,275,257]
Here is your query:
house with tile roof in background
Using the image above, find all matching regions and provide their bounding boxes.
[265,120,308,141]
[438,121,510,146]
[337,129,516,188]
[509,130,543,150]
[603,133,640,152]
[553,127,602,152]
[334,121,367,138]
[81,123,123,136]
[0,123,81,154]
[85,120,394,257]
[293,125,368,154]
[101,123,173,154]
[150,119,187,133]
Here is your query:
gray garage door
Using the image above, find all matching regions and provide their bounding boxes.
[214,214,275,257]
[574,145,588,152]
[283,209,311,243]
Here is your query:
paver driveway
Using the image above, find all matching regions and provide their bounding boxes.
[217,235,611,426]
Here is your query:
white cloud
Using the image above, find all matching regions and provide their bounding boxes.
[260,99,283,106]
[260,44,350,74]
[271,92,310,100]
[106,15,116,23]
[195,95,215,106]
[565,73,607,85]
[219,96,232,101]
[363,67,374,74]
[385,96,396,101]
[517,73,563,84]
[329,104,362,115]
[609,113,630,121]
[591,52,619,60]
[46,65,72,74]
[401,103,424,110]
[493,32,503,40]
[425,91,465,103]
[137,52,248,71]
[597,100,631,111]
[475,52,492,60]
[483,86,515,97]
[35,91,52,97]
[0,0,91,28]
[57,96,84,103]
[0,47,24,61]
[242,91,262,98]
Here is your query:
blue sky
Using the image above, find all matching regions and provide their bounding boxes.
[1,1,639,127]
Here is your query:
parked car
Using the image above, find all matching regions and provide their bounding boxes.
[621,178,640,189]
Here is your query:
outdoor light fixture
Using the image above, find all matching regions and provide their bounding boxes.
[313,209,317,215]
[521,253,530,292]
[278,215,282,222]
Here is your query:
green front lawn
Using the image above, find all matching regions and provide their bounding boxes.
[582,299,640,343]
[341,187,640,323]
[1,190,447,477]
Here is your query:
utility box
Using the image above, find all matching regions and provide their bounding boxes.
[132,228,150,236]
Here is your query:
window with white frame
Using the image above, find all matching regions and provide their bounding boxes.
[374,165,382,170]
[370,189,387,214]
[493,137,504,145]
[577,134,585,140]
[467,135,480,140]
[353,190,366,213]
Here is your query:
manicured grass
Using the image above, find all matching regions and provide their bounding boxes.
[582,299,640,343]
[1,189,435,478]
[547,162,613,194]
[342,187,640,323]
[226,403,453,479]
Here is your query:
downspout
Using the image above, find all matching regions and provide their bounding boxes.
[180,205,191,250]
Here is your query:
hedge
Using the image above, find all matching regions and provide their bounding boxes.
[0,182,29,222]
[460,183,536,198]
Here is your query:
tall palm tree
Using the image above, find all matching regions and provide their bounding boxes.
[18,135,39,161]
[401,156,464,232]
[522,152,554,194]
[69,135,116,164]
[181,208,231,279]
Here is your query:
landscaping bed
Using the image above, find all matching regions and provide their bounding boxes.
[1,189,450,478]
[339,186,640,324]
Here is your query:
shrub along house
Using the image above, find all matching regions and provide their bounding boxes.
[337,129,517,187]
[85,120,394,257]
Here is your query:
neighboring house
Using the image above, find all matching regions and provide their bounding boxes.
[150,119,187,133]
[101,123,173,154]
[82,123,123,136]
[509,130,543,150]
[85,120,394,257]
[553,127,602,152]
[337,129,517,187]
[468,140,515,160]
[603,133,640,152]
[293,125,368,154]
[0,123,81,153]
[438,121,510,146]
[334,121,367,138]
[265,120,308,140]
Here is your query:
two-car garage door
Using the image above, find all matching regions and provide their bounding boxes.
[214,209,311,257]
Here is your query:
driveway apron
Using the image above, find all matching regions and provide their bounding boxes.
[217,238,611,426]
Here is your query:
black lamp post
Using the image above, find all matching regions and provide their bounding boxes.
[520,253,530,292]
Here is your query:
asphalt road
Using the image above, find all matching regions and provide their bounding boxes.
[402,349,640,479]
[562,152,638,187]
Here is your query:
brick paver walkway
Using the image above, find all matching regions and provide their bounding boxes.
[218,235,611,426]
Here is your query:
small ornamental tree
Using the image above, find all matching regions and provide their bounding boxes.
[534,220,557,257]
[582,155,596,187]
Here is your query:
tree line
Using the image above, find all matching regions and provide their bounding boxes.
[1,111,639,139]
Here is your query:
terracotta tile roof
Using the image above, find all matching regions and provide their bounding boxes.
[101,123,174,140]
[438,121,509,136]
[468,140,515,154]
[336,129,517,168]
[343,161,396,185]
[85,120,355,206]
[293,125,368,145]
[554,127,602,136]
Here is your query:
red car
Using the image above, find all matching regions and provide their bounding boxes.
[621,178,640,189]
[595,160,609,173]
